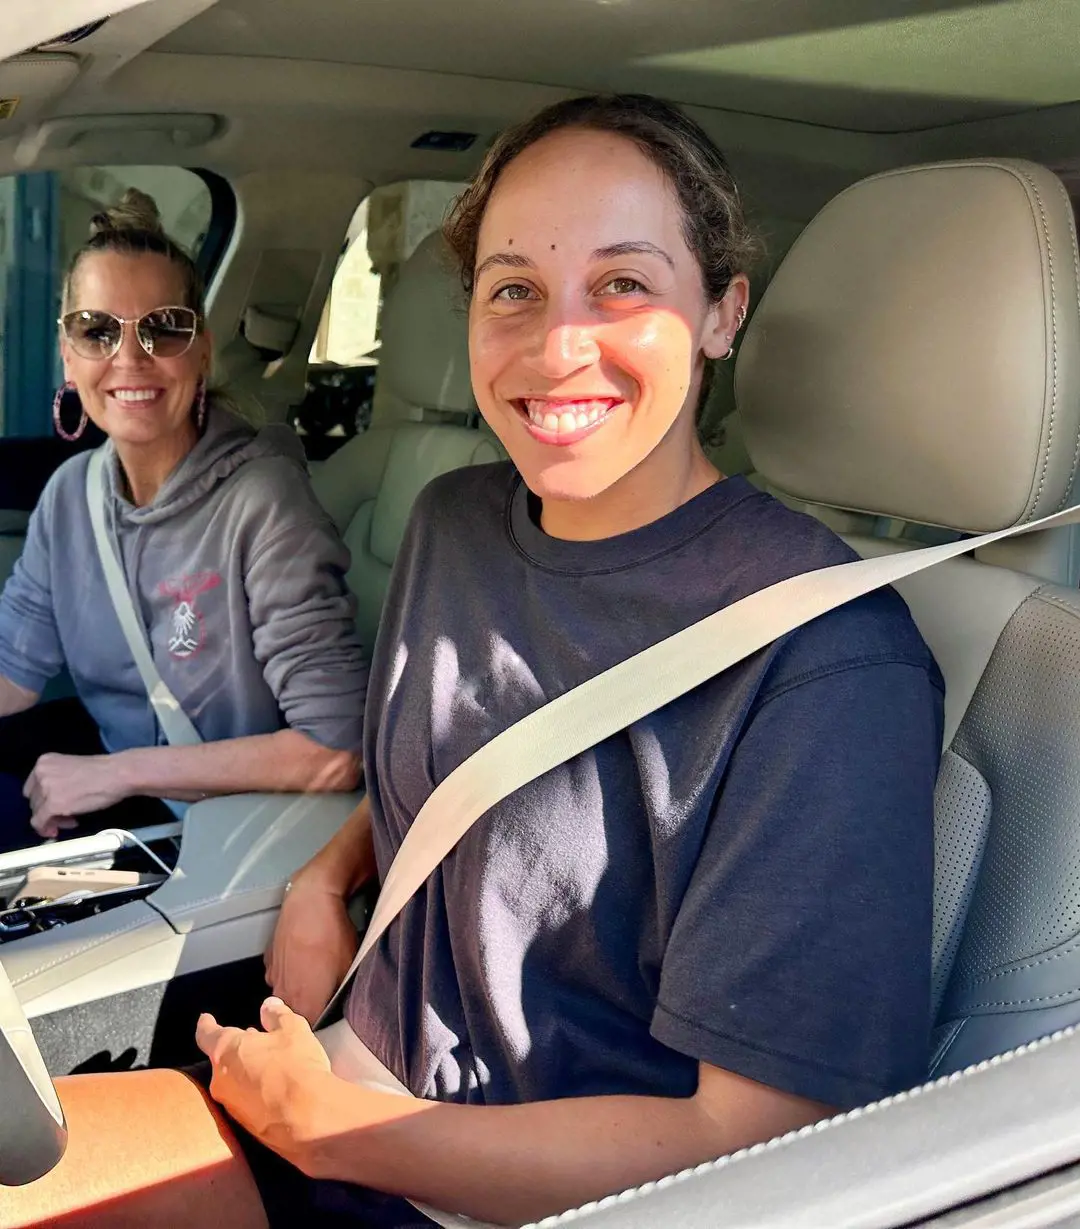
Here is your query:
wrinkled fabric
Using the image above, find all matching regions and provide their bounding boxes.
[348,465,943,1111]
[0,405,367,755]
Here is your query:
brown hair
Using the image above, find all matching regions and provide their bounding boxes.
[444,93,762,303]
[62,187,206,318]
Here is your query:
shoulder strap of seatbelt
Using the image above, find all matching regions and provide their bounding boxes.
[85,448,202,747]
[319,497,1080,1027]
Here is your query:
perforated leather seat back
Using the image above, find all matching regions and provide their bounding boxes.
[738,158,1080,1076]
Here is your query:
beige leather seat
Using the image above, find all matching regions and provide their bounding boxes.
[374,231,475,426]
[712,409,963,544]
[737,158,1080,1074]
[312,232,504,648]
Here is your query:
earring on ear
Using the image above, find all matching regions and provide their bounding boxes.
[720,302,749,361]
[194,378,207,432]
[53,382,87,442]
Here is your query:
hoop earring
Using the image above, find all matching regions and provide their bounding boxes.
[194,379,207,432]
[53,383,87,442]
[721,339,736,362]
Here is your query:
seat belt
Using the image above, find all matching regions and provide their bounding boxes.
[85,448,202,747]
[321,496,1080,1023]
[316,497,1080,1228]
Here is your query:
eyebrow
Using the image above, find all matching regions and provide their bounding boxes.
[474,251,536,281]
[473,240,675,282]
[592,241,675,269]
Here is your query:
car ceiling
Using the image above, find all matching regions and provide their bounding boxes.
[3,0,1080,226]
[158,0,1080,134]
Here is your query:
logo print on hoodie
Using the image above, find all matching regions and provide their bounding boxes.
[158,572,222,659]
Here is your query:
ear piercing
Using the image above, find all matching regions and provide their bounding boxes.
[721,305,749,361]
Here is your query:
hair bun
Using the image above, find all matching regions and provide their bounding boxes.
[88,188,165,240]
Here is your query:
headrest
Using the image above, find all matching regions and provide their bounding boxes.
[377,230,475,415]
[736,160,1080,533]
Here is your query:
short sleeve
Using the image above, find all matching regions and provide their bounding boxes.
[651,657,943,1109]
[0,493,64,694]
[245,513,368,756]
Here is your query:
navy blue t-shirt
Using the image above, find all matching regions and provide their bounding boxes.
[346,465,944,1111]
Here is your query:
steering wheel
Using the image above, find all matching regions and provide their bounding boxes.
[0,954,66,1185]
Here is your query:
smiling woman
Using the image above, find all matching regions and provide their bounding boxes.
[0,189,368,854]
[55,191,211,483]
[448,94,759,534]
[3,94,943,1229]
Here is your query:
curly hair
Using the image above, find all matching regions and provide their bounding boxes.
[443,93,762,304]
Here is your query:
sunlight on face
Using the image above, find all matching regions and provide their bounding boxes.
[469,128,731,506]
[61,251,210,450]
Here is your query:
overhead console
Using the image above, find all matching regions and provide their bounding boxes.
[0,0,225,170]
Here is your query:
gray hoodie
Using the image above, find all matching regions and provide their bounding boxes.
[0,406,367,757]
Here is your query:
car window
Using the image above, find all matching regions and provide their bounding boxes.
[298,179,465,459]
[0,165,232,444]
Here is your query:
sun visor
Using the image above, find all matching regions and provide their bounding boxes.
[0,55,79,128]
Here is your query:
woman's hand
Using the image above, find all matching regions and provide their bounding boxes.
[25,753,128,838]
[265,875,360,1025]
[195,996,332,1160]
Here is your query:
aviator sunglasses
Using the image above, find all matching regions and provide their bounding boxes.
[58,306,202,361]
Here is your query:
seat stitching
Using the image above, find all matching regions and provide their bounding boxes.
[9,914,158,986]
[954,932,1080,990]
[1033,589,1080,618]
[959,986,1080,1010]
[528,1027,1068,1221]
[168,882,281,916]
[1047,172,1080,506]
[1009,164,1057,519]
[1013,165,1080,514]
[947,587,1080,992]
[927,1018,966,1077]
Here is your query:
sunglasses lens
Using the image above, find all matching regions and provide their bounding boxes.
[62,311,121,359]
[137,308,198,358]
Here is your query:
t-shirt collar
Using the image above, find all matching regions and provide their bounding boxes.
[507,471,758,575]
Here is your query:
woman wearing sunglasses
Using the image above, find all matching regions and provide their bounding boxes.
[0,189,367,852]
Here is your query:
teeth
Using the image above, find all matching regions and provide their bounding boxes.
[112,389,159,403]
[523,399,616,435]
